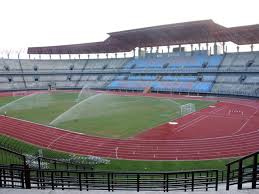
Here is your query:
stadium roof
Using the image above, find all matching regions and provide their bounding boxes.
[27,20,259,54]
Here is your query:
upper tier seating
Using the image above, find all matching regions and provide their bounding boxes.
[161,76,196,81]
[85,58,128,69]
[115,75,127,80]
[244,75,259,83]
[220,52,259,70]
[215,75,241,83]
[123,53,223,69]
[128,75,157,81]
[107,80,213,93]
[0,59,21,71]
[20,59,86,71]
[202,75,216,82]
[212,83,259,96]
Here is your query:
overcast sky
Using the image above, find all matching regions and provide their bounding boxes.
[0,0,259,50]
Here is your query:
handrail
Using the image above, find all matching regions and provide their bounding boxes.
[0,165,219,192]
[226,151,259,190]
[0,165,218,174]
[0,145,90,170]
[226,151,259,166]
[0,145,25,158]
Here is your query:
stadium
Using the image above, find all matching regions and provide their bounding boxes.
[0,2,259,193]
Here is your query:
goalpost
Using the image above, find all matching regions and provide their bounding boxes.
[180,103,196,116]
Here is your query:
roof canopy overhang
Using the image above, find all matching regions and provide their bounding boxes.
[27,20,259,54]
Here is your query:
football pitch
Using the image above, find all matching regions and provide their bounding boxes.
[0,91,214,138]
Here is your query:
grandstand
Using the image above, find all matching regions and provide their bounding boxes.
[2,51,259,96]
[0,20,259,97]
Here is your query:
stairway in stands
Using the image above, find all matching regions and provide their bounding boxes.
[18,59,27,89]
[75,59,89,88]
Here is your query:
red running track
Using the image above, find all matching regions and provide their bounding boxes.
[0,91,259,160]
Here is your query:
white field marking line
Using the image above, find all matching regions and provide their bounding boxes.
[209,106,226,114]
[175,115,208,133]
[175,114,204,127]
[0,93,36,111]
[134,112,204,138]
[168,114,207,134]
[1,114,259,145]
[0,115,88,137]
[204,114,249,120]
[233,108,259,135]
[115,147,119,159]
[219,100,258,111]
[147,106,206,135]
[109,99,141,106]
[184,95,202,98]
[47,133,70,148]
[49,93,103,125]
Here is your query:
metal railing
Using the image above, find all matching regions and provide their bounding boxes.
[226,151,259,190]
[0,146,91,171]
[0,165,219,192]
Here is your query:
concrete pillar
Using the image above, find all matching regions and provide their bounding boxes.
[97,54,99,59]
[222,42,225,54]
[106,53,108,59]
[251,44,254,52]
[138,47,142,58]
[214,43,217,55]
[124,52,126,58]
[237,45,240,53]
[198,43,201,51]
[115,53,118,58]
[179,45,182,52]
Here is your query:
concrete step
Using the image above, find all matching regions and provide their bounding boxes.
[0,189,258,194]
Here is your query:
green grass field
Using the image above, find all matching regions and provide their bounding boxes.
[0,91,229,171]
[0,92,214,138]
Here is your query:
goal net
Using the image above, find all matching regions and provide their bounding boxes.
[180,103,196,116]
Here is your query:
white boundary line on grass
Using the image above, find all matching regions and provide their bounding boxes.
[0,93,36,111]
